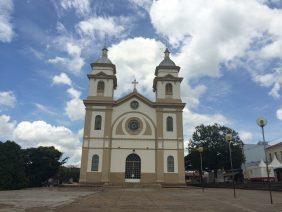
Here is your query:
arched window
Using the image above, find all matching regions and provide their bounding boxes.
[165,83,173,95]
[91,154,99,171]
[167,156,174,172]
[94,115,102,130]
[166,116,173,131]
[97,81,105,94]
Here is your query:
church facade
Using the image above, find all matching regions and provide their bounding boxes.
[79,47,186,185]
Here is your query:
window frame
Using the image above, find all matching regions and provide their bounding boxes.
[91,154,99,171]
[97,80,105,94]
[94,115,102,130]
[167,155,174,172]
[166,116,173,132]
[165,83,173,96]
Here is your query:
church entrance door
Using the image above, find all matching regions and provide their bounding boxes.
[125,153,141,182]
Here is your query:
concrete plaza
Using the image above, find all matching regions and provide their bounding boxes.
[0,187,282,211]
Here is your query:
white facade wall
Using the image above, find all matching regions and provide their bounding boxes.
[87,149,103,172]
[163,140,178,149]
[158,69,178,77]
[89,139,104,148]
[90,111,105,137]
[88,78,114,97]
[112,97,156,124]
[164,150,178,173]
[110,149,155,173]
[156,81,180,99]
[91,67,114,75]
[112,140,155,149]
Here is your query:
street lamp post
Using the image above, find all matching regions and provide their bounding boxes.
[225,134,236,198]
[198,146,204,192]
[257,117,273,204]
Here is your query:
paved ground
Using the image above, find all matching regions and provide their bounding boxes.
[1,187,282,211]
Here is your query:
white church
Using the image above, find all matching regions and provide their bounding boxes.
[79,47,186,185]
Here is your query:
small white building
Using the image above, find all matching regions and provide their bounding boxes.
[245,155,282,181]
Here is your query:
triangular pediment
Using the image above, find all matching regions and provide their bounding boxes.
[115,91,154,107]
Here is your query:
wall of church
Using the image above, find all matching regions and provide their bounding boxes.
[110,149,155,173]
[156,81,180,99]
[112,139,155,149]
[112,98,156,124]
[88,78,114,97]
[157,69,178,77]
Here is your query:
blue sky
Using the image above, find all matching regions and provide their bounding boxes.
[0,0,282,165]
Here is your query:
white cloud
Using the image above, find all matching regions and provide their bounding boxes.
[0,0,14,42]
[0,114,16,140]
[53,72,72,86]
[239,131,253,143]
[48,41,84,75]
[109,37,164,98]
[183,108,230,137]
[0,91,16,108]
[0,114,82,165]
[67,87,81,99]
[253,68,282,99]
[277,107,282,120]
[34,103,57,116]
[76,16,126,39]
[65,98,85,121]
[64,87,84,121]
[59,0,91,17]
[149,0,282,83]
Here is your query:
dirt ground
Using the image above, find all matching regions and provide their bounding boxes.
[1,187,282,212]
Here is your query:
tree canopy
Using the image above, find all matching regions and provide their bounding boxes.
[0,141,68,189]
[0,141,27,190]
[186,124,245,173]
[24,146,68,187]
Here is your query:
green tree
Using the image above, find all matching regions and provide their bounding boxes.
[186,124,245,177]
[58,166,80,184]
[24,146,67,187]
[0,141,27,190]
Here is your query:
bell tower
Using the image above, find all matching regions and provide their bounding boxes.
[153,48,183,103]
[87,47,117,100]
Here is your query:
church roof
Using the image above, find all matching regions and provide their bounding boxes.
[155,48,180,75]
[90,47,116,73]
[83,90,185,108]
[159,48,176,66]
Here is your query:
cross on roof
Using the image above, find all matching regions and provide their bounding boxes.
[132,79,138,92]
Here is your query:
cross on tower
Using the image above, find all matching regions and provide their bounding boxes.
[132,79,138,92]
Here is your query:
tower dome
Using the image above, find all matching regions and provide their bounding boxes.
[94,47,113,64]
[158,48,176,66]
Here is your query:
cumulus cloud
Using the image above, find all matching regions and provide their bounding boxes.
[0,0,14,42]
[253,68,282,99]
[65,87,85,121]
[0,91,16,109]
[149,0,282,83]
[0,114,81,165]
[183,108,230,137]
[76,16,127,39]
[0,114,16,140]
[48,42,85,75]
[239,131,253,143]
[109,37,164,98]
[52,72,72,86]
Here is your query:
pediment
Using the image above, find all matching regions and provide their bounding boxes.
[115,91,154,107]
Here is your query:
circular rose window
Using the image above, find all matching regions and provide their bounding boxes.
[128,119,140,131]
[130,101,139,110]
